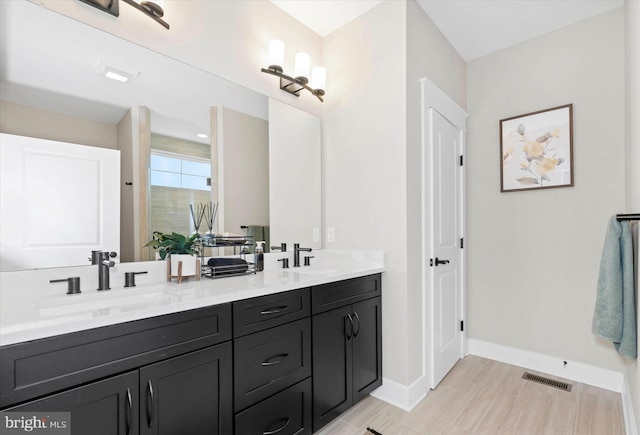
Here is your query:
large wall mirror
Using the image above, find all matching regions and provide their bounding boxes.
[0,1,321,271]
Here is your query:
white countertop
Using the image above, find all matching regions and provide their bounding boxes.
[0,250,384,346]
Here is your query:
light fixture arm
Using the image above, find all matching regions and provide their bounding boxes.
[122,0,169,29]
[261,67,324,102]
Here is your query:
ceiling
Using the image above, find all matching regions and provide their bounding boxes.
[271,0,623,61]
[1,0,623,141]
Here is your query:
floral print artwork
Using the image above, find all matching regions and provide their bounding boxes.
[500,105,573,192]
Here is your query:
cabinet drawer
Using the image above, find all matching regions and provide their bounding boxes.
[235,378,312,435]
[0,303,232,408]
[234,318,311,411]
[233,288,310,337]
[312,274,381,314]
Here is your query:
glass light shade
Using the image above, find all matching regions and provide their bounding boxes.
[294,52,310,81]
[267,40,285,71]
[310,66,326,91]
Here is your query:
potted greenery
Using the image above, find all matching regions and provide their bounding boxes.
[144,231,202,279]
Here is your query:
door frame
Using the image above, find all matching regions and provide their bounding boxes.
[420,77,468,389]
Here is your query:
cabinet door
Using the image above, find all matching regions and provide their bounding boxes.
[311,305,353,431]
[352,297,382,404]
[139,343,232,435]
[7,371,138,435]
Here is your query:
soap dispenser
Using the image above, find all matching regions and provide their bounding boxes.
[255,241,265,272]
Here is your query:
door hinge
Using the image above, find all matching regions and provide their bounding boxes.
[459,155,463,166]
[460,320,464,332]
[460,237,464,249]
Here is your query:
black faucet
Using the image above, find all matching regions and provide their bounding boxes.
[96,251,117,291]
[293,243,312,267]
[271,243,287,252]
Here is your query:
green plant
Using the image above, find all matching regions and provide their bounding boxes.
[144,231,202,260]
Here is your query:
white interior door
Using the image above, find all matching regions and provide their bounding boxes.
[430,110,463,387]
[421,77,467,390]
[0,133,120,271]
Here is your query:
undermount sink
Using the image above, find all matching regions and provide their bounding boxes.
[292,268,338,276]
[38,286,174,318]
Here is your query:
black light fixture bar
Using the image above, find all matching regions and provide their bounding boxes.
[122,0,169,29]
[261,67,324,102]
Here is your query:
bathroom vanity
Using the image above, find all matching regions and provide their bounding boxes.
[0,251,383,434]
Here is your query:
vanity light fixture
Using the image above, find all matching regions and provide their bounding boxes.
[261,40,326,102]
[122,0,169,29]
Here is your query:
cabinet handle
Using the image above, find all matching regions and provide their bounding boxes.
[346,314,354,339]
[261,353,289,366]
[352,312,361,337]
[125,388,132,435]
[146,380,154,428]
[263,417,290,435]
[260,305,288,315]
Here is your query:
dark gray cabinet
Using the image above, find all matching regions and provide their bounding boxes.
[1,305,233,435]
[7,371,139,435]
[311,274,382,432]
[234,378,312,435]
[233,289,313,435]
[139,344,233,435]
[0,304,232,408]
[1,273,382,435]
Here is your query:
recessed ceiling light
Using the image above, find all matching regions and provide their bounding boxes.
[197,133,208,139]
[105,70,129,82]
[97,63,138,83]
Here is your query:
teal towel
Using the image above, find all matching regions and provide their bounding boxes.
[592,216,637,359]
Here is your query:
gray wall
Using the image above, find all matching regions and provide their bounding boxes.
[0,101,117,149]
[324,0,409,385]
[323,0,467,388]
[466,8,626,371]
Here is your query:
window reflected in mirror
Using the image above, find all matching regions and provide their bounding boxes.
[149,134,212,239]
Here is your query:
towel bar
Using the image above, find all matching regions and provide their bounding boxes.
[616,213,640,221]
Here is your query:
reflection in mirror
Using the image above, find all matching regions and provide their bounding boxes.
[148,132,213,237]
[218,107,270,251]
[269,99,322,250]
[0,0,321,271]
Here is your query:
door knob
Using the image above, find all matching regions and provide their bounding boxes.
[434,257,450,266]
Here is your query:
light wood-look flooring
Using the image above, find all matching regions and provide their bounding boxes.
[315,355,624,435]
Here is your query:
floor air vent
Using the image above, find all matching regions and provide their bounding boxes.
[522,372,572,392]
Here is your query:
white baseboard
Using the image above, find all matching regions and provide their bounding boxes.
[467,338,623,392]
[622,372,639,435]
[370,375,430,412]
